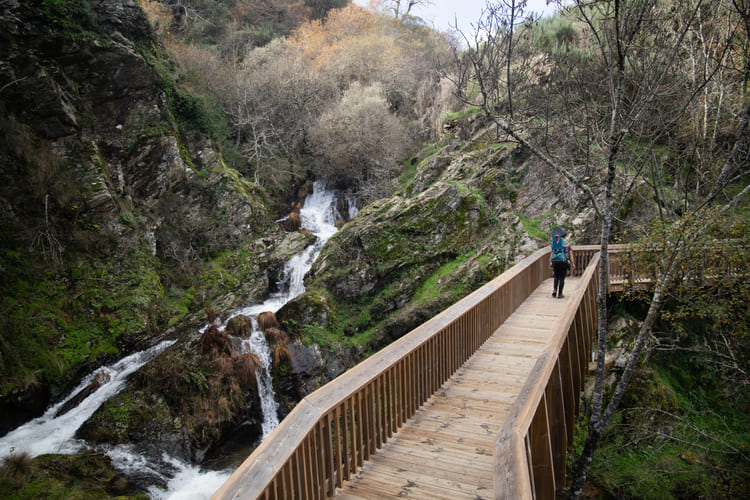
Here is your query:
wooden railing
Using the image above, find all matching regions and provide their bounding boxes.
[572,244,630,289]
[213,241,745,499]
[213,247,557,500]
[494,251,600,500]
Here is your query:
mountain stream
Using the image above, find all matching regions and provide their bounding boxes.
[0,181,355,499]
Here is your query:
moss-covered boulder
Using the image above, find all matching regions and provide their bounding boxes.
[311,180,487,301]
[0,450,146,499]
[276,289,336,337]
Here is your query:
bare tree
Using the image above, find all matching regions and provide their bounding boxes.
[306,82,412,202]
[384,0,433,19]
[454,0,750,497]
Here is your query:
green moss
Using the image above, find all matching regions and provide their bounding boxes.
[413,252,475,303]
[0,242,185,394]
[442,106,482,122]
[397,161,419,189]
[33,0,103,45]
[0,451,146,500]
[517,213,546,241]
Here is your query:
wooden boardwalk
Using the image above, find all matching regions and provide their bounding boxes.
[337,276,582,499]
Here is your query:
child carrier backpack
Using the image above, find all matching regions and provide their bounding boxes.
[551,236,568,263]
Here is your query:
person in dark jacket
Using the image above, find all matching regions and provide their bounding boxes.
[550,232,575,298]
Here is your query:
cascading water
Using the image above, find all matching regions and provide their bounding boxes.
[0,340,174,458]
[0,181,355,500]
[152,181,356,497]
[220,181,356,439]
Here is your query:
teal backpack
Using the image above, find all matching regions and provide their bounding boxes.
[551,236,568,263]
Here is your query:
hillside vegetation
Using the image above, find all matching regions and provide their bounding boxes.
[0,0,748,498]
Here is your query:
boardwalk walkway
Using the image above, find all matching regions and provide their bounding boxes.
[337,276,583,499]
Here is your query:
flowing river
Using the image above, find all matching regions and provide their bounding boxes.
[0,181,356,499]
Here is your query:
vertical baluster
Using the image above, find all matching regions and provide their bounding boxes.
[315,421,325,499]
[324,413,334,497]
[388,368,396,438]
[530,393,555,500]
[376,375,384,447]
[334,406,343,489]
[343,399,352,482]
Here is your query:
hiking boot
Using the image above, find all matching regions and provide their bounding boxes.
[552,291,557,298]
[558,293,564,298]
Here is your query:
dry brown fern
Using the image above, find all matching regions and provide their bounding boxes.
[264,327,288,347]
[257,311,279,331]
[197,325,235,358]
[273,345,291,370]
[233,352,262,386]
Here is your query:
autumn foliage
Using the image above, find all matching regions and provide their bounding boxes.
[166,2,458,199]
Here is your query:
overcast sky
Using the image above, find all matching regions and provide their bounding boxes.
[352,0,558,35]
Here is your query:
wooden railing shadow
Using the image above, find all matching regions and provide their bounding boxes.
[213,247,558,500]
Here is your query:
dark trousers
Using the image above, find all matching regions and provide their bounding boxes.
[553,261,568,294]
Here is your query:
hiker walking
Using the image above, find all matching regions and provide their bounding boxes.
[550,227,575,298]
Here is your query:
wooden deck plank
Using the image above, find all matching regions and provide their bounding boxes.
[336,277,578,499]
[364,453,495,488]
[342,468,491,500]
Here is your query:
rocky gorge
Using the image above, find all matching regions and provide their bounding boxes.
[0,0,608,496]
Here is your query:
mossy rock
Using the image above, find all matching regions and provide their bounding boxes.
[311,180,487,301]
[276,289,336,338]
[0,451,147,499]
[619,367,679,432]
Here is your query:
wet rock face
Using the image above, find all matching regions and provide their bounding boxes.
[0,0,279,442]
[0,386,51,437]
[0,0,160,141]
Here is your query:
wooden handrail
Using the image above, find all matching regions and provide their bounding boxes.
[213,246,557,499]
[494,251,600,499]
[213,241,743,499]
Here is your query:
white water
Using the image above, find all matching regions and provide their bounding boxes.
[221,181,356,440]
[0,182,355,499]
[0,340,174,458]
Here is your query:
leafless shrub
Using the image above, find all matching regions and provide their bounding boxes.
[205,307,219,324]
[307,82,411,203]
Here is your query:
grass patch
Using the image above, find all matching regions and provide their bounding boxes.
[517,213,547,241]
[441,106,482,122]
[0,450,147,500]
[413,252,475,303]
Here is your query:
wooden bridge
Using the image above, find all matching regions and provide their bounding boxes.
[213,245,630,500]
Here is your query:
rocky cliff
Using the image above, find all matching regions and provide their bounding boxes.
[0,0,284,437]
[0,1,605,493]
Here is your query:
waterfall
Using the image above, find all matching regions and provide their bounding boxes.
[0,181,356,499]
[223,180,356,439]
[0,340,174,458]
[242,318,279,439]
